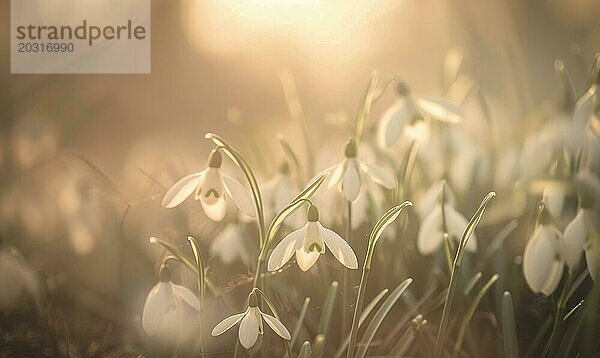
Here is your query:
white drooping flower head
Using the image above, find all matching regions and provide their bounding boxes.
[209,220,251,266]
[322,138,396,202]
[543,184,565,218]
[161,149,255,221]
[416,182,476,255]
[267,204,358,272]
[523,207,565,295]
[211,289,291,349]
[0,246,38,310]
[261,161,298,223]
[377,81,463,148]
[142,264,200,341]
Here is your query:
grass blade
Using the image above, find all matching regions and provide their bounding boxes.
[298,341,312,358]
[317,281,339,358]
[334,289,389,358]
[434,192,496,357]
[355,278,413,358]
[290,297,311,349]
[452,274,499,356]
[463,272,482,296]
[502,291,519,358]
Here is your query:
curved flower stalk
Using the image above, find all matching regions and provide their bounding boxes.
[142,264,200,339]
[377,81,463,148]
[573,72,598,130]
[267,204,358,272]
[563,197,593,271]
[322,138,395,202]
[211,289,291,349]
[416,182,475,255]
[161,149,255,222]
[523,208,565,295]
[0,246,38,310]
[209,220,251,265]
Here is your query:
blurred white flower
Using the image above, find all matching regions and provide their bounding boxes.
[142,265,200,339]
[542,184,565,218]
[377,82,463,148]
[417,202,476,255]
[267,204,358,271]
[261,161,297,223]
[162,149,255,221]
[0,246,38,310]
[563,205,592,271]
[322,138,395,202]
[523,214,564,295]
[211,290,291,349]
[209,222,250,265]
[417,182,456,219]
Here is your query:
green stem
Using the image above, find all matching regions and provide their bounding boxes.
[343,201,352,339]
[543,271,574,357]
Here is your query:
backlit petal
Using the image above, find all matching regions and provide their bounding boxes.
[261,312,291,340]
[162,171,204,208]
[295,249,320,271]
[319,223,358,269]
[416,97,463,123]
[201,195,227,222]
[212,310,246,336]
[417,206,443,255]
[268,224,307,271]
[563,209,588,270]
[142,282,174,336]
[239,307,260,349]
[223,174,256,217]
[342,159,361,202]
[359,161,396,189]
[523,226,564,295]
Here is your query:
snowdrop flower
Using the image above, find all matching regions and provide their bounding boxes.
[322,138,395,202]
[378,82,463,148]
[417,185,475,255]
[523,209,564,295]
[211,289,291,349]
[142,264,200,339]
[543,184,565,218]
[417,181,456,219]
[209,221,250,265]
[0,246,38,310]
[161,149,255,221]
[563,198,593,271]
[267,204,358,271]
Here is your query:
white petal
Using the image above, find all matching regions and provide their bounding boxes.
[325,163,345,189]
[543,186,564,218]
[358,161,396,189]
[523,226,564,295]
[210,225,245,265]
[161,172,203,208]
[201,195,227,222]
[319,223,358,269]
[417,206,443,255]
[142,282,174,336]
[342,159,361,202]
[585,244,598,281]
[445,204,477,252]
[223,174,256,217]
[295,249,320,271]
[172,283,200,311]
[268,225,306,271]
[541,259,565,296]
[212,311,246,336]
[261,312,291,340]
[563,210,588,270]
[416,97,463,123]
[239,307,260,349]
[377,99,410,147]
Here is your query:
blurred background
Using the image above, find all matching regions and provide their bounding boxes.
[1,0,599,356]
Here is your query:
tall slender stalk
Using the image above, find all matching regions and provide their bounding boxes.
[346,202,412,358]
[434,192,496,357]
[343,200,352,338]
